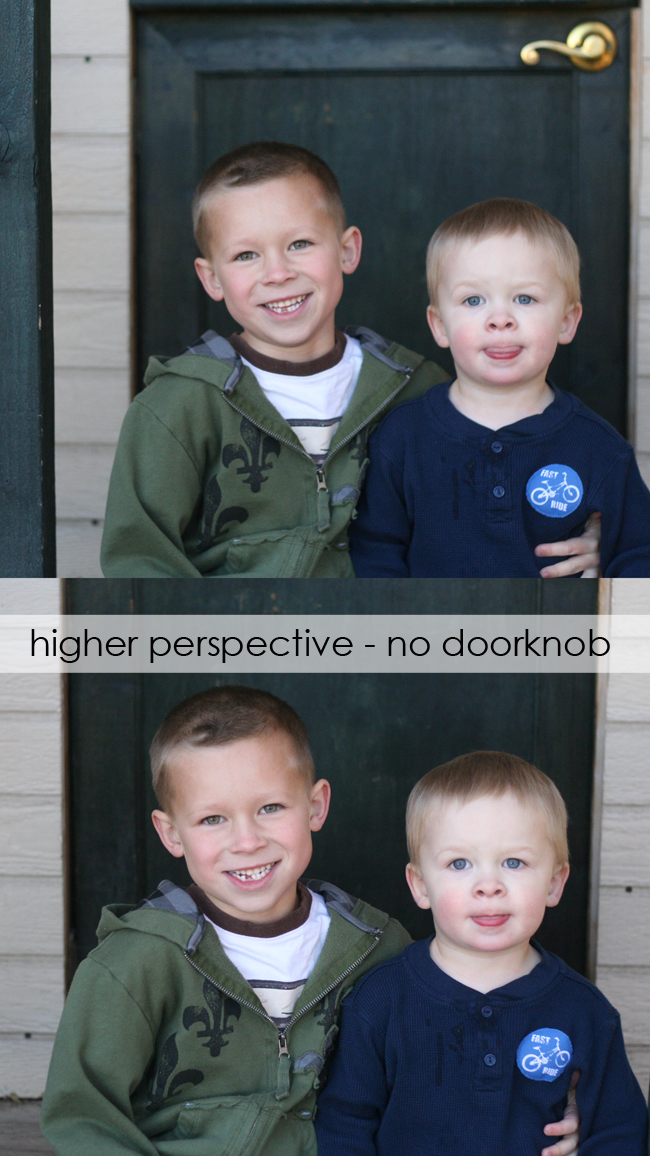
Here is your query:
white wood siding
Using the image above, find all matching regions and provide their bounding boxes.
[52,0,130,576]
[0,582,64,1097]
[596,580,650,1092]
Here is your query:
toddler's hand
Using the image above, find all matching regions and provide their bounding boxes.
[536,513,601,578]
[541,1070,580,1156]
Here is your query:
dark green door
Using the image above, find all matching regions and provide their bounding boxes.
[134,3,631,431]
[67,579,596,975]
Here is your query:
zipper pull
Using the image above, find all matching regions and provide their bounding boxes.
[276,1031,291,1100]
[316,469,331,532]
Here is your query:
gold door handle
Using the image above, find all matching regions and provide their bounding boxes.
[521,22,617,71]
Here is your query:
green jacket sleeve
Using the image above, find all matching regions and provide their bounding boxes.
[41,958,162,1155]
[101,395,206,577]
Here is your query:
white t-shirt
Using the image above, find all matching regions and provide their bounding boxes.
[207,890,331,1027]
[241,334,363,463]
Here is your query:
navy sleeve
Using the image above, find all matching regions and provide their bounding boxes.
[315,995,389,1156]
[574,1013,648,1154]
[349,420,412,576]
[596,449,650,576]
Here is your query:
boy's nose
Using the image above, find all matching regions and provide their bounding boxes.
[229,819,267,852]
[487,309,515,331]
[262,254,296,284]
[474,876,505,896]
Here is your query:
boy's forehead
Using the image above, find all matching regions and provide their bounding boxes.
[166,733,307,802]
[442,231,558,277]
[422,791,549,844]
[203,173,336,239]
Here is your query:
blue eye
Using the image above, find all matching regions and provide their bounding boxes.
[465,296,483,307]
[450,858,469,870]
[504,858,523,869]
[515,295,533,305]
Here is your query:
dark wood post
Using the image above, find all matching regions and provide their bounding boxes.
[0,0,55,575]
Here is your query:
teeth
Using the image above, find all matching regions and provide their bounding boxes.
[229,863,274,881]
[264,296,307,314]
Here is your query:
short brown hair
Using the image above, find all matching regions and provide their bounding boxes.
[151,685,315,813]
[406,750,568,866]
[192,141,347,256]
[426,198,580,306]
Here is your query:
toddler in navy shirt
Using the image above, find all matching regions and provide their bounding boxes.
[315,751,648,1155]
[350,198,650,576]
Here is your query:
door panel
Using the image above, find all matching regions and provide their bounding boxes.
[137,7,630,429]
[67,579,596,975]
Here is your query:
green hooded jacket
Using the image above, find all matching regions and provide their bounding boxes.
[100,328,448,577]
[41,879,411,1156]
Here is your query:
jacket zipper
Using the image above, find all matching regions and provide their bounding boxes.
[221,370,412,507]
[183,932,381,1062]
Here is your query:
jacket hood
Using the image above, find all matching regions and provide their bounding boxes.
[144,326,417,396]
[96,878,388,955]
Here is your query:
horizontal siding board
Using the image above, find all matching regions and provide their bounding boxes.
[636,297,650,376]
[0,581,60,614]
[605,674,650,722]
[0,714,63,793]
[636,377,650,451]
[55,368,130,443]
[53,292,129,368]
[0,1035,55,1098]
[0,959,65,1033]
[597,888,650,965]
[603,724,650,803]
[0,878,64,953]
[52,136,129,213]
[53,215,129,292]
[55,444,115,518]
[595,967,650,1044]
[51,0,129,55]
[51,57,129,134]
[609,578,650,612]
[56,521,104,578]
[0,675,62,712]
[600,807,650,885]
[0,800,63,876]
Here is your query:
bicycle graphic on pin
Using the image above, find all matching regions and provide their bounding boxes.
[520,1037,571,1074]
[529,473,581,508]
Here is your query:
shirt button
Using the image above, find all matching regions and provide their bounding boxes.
[491,441,503,453]
[481,1006,493,1018]
[484,1054,497,1066]
[493,486,505,498]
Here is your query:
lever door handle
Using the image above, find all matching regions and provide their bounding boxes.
[521,22,617,71]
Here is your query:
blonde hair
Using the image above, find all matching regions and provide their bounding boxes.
[151,685,315,814]
[406,751,568,866]
[426,198,580,306]
[192,141,347,257]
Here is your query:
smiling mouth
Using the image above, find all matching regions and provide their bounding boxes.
[262,295,308,315]
[227,863,276,882]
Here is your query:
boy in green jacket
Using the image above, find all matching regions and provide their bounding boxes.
[100,141,598,578]
[41,686,581,1155]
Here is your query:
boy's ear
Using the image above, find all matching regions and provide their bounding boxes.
[426,304,451,349]
[309,778,331,832]
[151,810,186,859]
[557,301,582,346]
[194,257,225,303]
[405,862,432,910]
[545,861,570,908]
[340,226,362,276]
